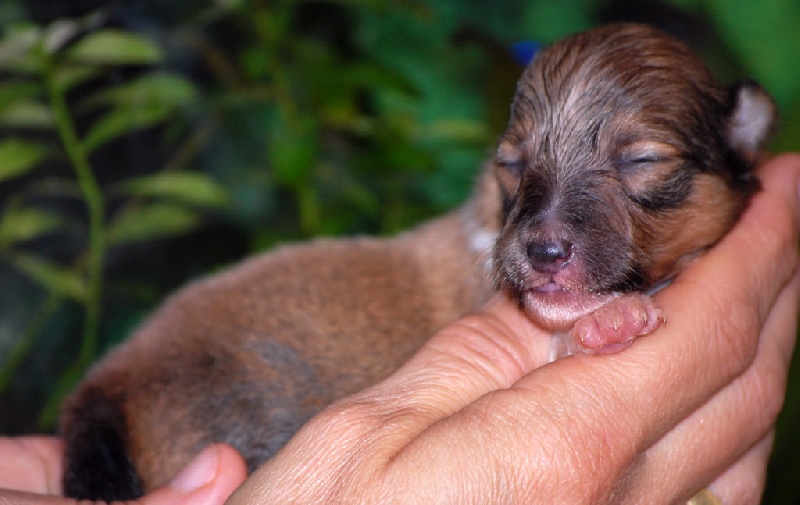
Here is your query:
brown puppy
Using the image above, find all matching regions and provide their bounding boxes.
[60,23,776,500]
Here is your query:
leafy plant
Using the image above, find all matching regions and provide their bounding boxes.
[0,0,496,430]
[0,12,228,425]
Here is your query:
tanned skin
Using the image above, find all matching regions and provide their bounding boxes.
[60,24,776,500]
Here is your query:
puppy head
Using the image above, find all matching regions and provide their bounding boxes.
[492,23,776,331]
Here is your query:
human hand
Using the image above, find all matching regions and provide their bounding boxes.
[0,437,246,505]
[227,154,800,505]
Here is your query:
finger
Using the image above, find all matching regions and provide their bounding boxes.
[0,437,63,494]
[0,444,247,505]
[633,264,799,503]
[0,489,66,505]
[300,293,552,445]
[372,292,553,409]
[142,444,246,505]
[240,156,800,503]
[710,433,774,505]
[648,151,800,392]
[300,154,799,455]
[584,151,800,449]
[675,153,800,326]
[382,155,800,503]
[235,294,553,503]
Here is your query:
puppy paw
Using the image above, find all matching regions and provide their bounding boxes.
[566,294,665,356]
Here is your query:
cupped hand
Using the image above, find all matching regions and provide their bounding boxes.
[228,154,800,505]
[0,438,246,505]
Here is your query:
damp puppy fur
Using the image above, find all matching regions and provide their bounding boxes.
[60,23,776,500]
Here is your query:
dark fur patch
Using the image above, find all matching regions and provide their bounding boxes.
[61,387,143,500]
[625,162,694,211]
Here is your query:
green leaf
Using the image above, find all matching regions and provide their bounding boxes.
[0,208,64,248]
[80,73,197,152]
[106,203,202,246]
[268,113,319,187]
[0,137,48,182]
[269,132,318,186]
[82,104,173,154]
[0,100,54,128]
[115,172,229,208]
[66,29,162,65]
[0,24,42,74]
[54,65,101,94]
[0,81,42,112]
[0,81,52,128]
[10,254,86,301]
[85,73,197,109]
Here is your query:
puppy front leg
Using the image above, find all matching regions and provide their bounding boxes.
[554,294,665,358]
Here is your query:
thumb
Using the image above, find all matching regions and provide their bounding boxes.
[141,445,247,505]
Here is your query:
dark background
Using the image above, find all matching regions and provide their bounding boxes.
[1,0,798,502]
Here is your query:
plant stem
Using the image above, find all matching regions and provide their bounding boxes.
[42,54,105,371]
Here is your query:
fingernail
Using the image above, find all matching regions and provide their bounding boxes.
[169,446,219,492]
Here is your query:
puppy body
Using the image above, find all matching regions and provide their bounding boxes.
[60,24,776,500]
[60,186,500,498]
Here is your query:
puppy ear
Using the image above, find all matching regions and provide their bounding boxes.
[727,80,777,163]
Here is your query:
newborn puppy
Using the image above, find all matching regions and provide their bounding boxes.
[492,24,775,356]
[60,23,775,500]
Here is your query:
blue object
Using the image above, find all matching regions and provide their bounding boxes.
[512,41,541,66]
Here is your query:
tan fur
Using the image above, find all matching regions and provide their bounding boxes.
[60,24,776,498]
[643,174,747,282]
[64,203,500,488]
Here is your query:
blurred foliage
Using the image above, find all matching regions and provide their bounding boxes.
[0,9,229,425]
[0,0,798,502]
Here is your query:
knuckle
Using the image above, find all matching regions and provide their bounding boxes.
[706,292,761,377]
[310,397,386,443]
[747,359,789,430]
[434,314,531,385]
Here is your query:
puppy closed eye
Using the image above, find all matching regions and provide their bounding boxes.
[616,142,681,192]
[497,158,525,174]
[618,141,677,169]
[495,141,525,175]
[494,141,527,196]
[623,154,666,166]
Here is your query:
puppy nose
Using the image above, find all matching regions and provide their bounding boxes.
[526,239,573,273]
